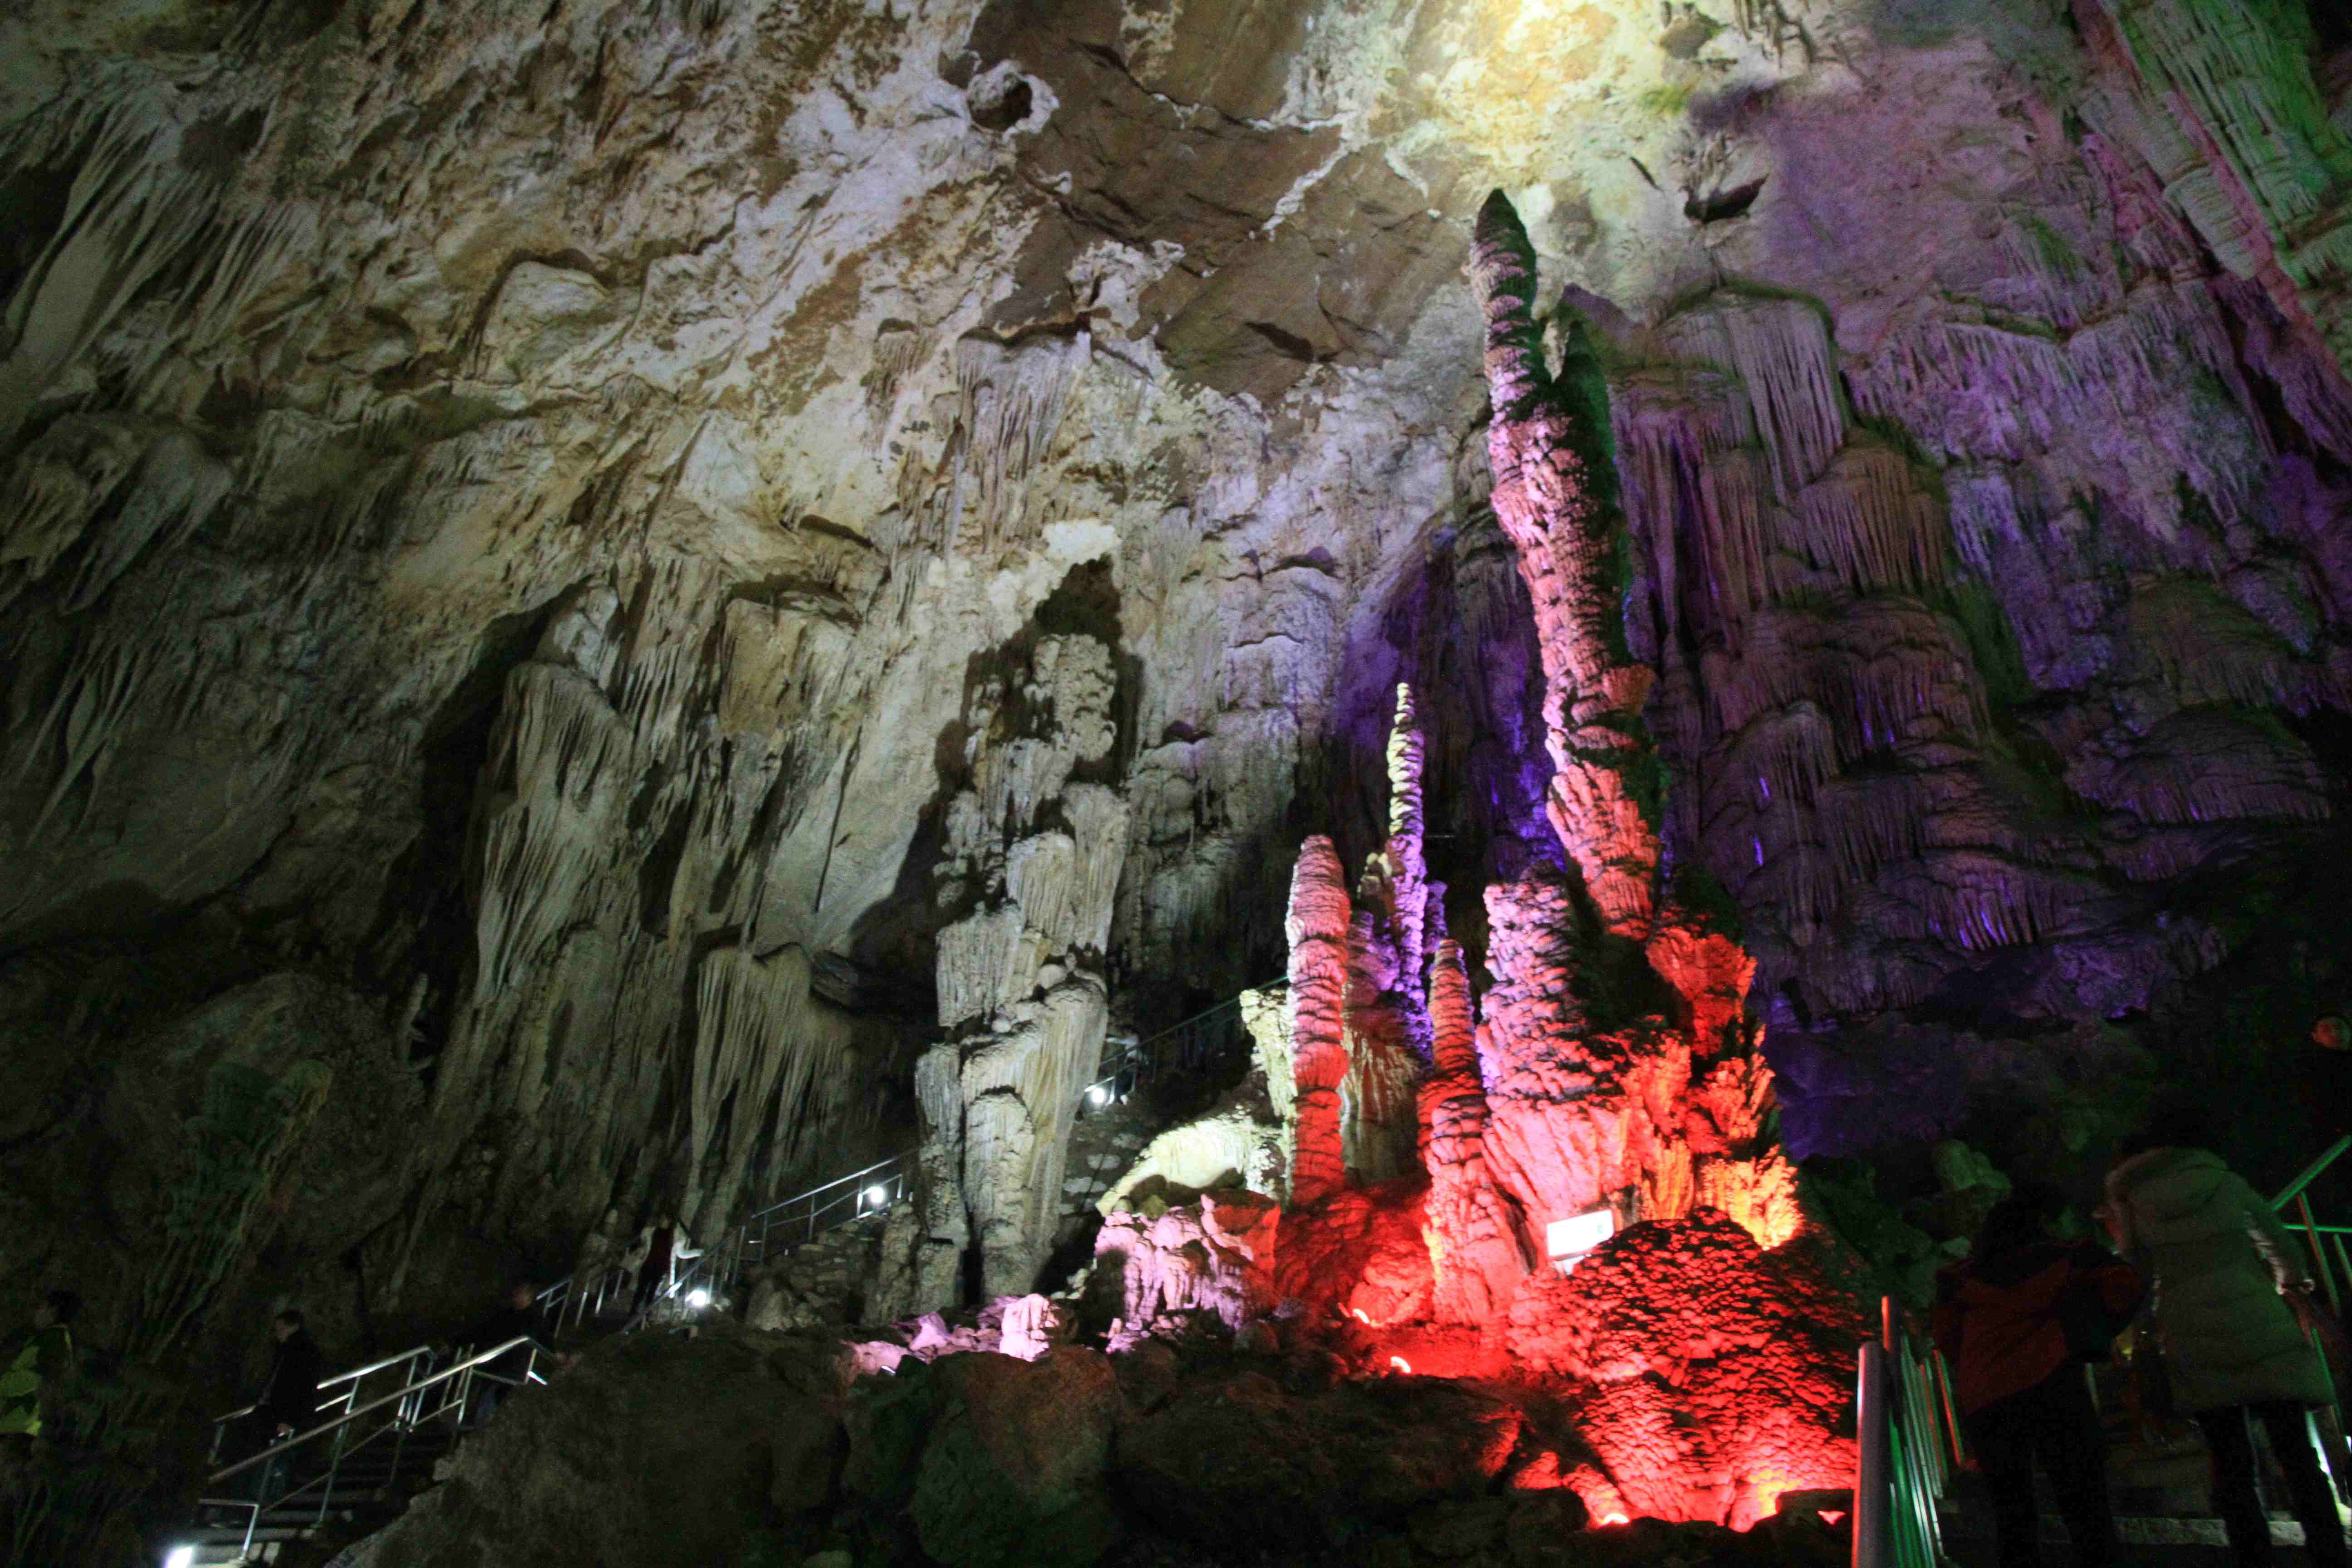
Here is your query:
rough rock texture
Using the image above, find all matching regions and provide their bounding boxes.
[1504,1215,1857,1530]
[1115,1371,1527,1549]
[9,0,2352,1538]
[905,630,1128,1302]
[1092,1191,1281,1338]
[1466,191,1797,1262]
[359,1328,848,1568]
[910,1349,1124,1568]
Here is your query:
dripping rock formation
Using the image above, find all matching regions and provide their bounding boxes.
[6,0,2352,1560]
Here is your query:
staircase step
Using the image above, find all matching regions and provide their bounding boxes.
[1940,1508,2313,1548]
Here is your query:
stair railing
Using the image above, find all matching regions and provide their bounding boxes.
[186,1336,549,1563]
[204,1342,437,1469]
[735,1152,913,1281]
[1079,978,1287,1108]
[1854,1297,1965,1568]
[2271,1134,2352,1505]
[536,1260,633,1331]
[715,978,1292,1299]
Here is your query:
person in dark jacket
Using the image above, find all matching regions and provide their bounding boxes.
[463,1282,542,1429]
[251,1309,324,1505]
[1931,1183,2143,1568]
[2105,1110,2346,1568]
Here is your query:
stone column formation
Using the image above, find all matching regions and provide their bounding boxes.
[1466,191,1794,1244]
[900,633,1128,1304]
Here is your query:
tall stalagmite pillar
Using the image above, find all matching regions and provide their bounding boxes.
[1283,836,1353,1209]
[1466,190,1794,1244]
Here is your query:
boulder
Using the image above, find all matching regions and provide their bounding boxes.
[1499,1491,1596,1566]
[1409,1495,1511,1557]
[910,1349,1123,1568]
[363,1330,844,1568]
[1116,1370,1523,1548]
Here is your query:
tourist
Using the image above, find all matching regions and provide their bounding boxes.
[1932,1184,2140,1568]
[251,1309,324,1507]
[464,1282,542,1429]
[0,1289,80,1439]
[2104,1110,2347,1568]
[631,1217,676,1315]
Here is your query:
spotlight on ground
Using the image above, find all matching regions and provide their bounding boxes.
[686,1288,711,1310]
[863,1184,889,1209]
[164,1548,196,1568]
[1086,1085,1110,1107]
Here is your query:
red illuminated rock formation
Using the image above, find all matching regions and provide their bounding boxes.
[1420,939,1531,1322]
[1503,1214,1857,1530]
[1283,836,1353,1208]
[1471,191,1662,938]
[1466,191,1799,1249]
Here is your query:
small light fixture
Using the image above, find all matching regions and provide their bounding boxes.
[863,1184,889,1209]
[1086,1084,1110,1107]
[685,1289,711,1310]
[164,1548,196,1568]
[1600,1513,1630,1527]
[1388,1355,1411,1374]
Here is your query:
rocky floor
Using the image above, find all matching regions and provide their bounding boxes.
[330,1319,1860,1568]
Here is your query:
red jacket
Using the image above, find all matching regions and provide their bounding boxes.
[1931,1241,2142,1414]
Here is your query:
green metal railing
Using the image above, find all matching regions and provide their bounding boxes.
[1856,1296,1966,1568]
[2273,1135,2352,1506]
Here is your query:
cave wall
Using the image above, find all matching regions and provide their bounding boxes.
[2,0,2351,1340]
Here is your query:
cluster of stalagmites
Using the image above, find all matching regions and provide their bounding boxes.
[1010,193,1854,1535]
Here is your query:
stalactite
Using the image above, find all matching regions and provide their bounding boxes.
[1782,442,1946,598]
[684,943,831,1239]
[1656,295,1846,500]
[951,331,1089,549]
[20,636,155,835]
[472,663,634,998]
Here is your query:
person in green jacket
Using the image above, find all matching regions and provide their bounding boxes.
[2105,1109,2345,1568]
[0,1290,80,1438]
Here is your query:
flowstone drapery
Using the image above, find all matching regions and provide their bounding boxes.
[887,633,1128,1307]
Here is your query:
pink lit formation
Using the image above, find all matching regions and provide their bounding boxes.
[1245,191,1857,1530]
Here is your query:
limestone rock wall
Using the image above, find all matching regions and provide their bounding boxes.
[3,0,2352,1333]
[911,631,1128,1301]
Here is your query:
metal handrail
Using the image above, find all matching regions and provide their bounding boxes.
[745,1153,909,1224]
[2275,1134,2352,1210]
[1081,978,1287,1104]
[725,980,1292,1288]
[209,1341,439,1428]
[204,1336,545,1488]
[1854,1298,1962,1568]
[184,1336,549,1562]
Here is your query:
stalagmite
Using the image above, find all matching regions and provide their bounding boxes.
[900,631,1129,1302]
[1420,940,1529,1322]
[1465,191,1800,1245]
[1283,836,1353,1208]
[1469,191,1661,936]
